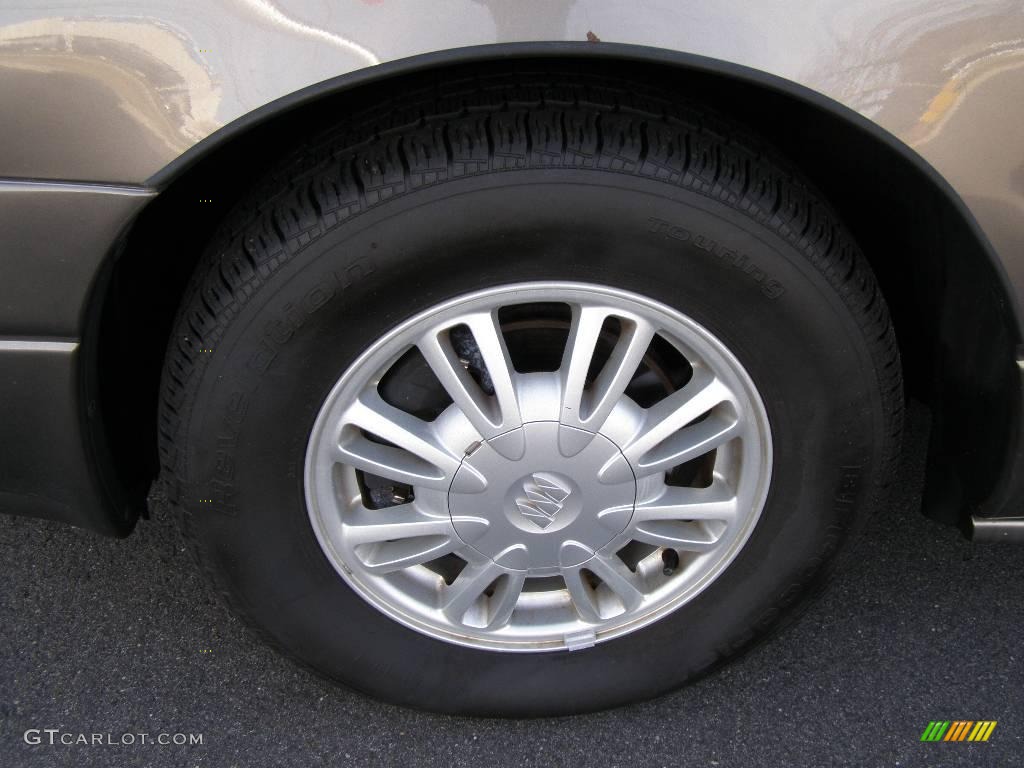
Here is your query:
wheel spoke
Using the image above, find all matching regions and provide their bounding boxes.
[630,523,722,551]
[560,306,610,426]
[630,486,738,524]
[585,316,656,428]
[442,561,497,623]
[606,368,733,480]
[563,555,645,622]
[418,324,521,446]
[441,561,523,629]
[560,306,656,438]
[462,311,522,432]
[484,571,527,630]
[628,486,735,551]
[562,564,602,623]
[343,504,477,546]
[336,389,468,490]
[354,534,461,574]
[586,554,645,610]
[635,414,740,476]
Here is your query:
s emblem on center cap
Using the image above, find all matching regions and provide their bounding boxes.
[515,473,572,529]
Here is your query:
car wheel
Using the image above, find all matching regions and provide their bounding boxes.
[158,73,902,716]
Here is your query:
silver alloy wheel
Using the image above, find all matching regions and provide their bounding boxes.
[305,283,772,652]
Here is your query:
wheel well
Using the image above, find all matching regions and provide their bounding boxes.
[93,48,1022,528]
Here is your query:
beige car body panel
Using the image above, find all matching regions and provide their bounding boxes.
[0,1,1022,292]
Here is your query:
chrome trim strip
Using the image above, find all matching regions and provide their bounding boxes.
[0,340,79,352]
[0,179,154,196]
[971,516,1024,542]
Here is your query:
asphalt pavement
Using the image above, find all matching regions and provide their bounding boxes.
[1,404,1021,768]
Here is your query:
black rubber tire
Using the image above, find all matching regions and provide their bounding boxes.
[158,71,903,716]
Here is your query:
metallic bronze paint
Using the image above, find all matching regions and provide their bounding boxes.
[1,1,1020,298]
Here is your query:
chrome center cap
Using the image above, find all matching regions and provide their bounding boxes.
[448,421,637,574]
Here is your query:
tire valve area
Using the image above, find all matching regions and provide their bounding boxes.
[661,549,680,576]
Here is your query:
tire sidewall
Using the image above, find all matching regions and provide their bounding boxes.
[180,171,886,715]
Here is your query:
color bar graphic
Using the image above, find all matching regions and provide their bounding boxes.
[921,720,996,742]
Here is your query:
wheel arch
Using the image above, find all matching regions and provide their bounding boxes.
[91,42,1024,532]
